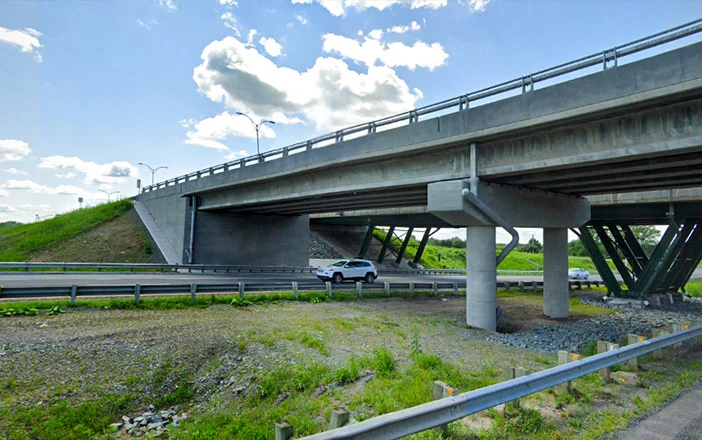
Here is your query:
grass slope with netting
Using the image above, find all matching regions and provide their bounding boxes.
[0,199,135,262]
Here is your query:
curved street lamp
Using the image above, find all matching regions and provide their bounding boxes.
[99,190,120,202]
[138,162,169,185]
[236,112,275,157]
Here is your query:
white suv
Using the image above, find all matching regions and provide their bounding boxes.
[316,259,378,284]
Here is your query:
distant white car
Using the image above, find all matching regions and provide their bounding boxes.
[316,259,378,284]
[568,268,590,280]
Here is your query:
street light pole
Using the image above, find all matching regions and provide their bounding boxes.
[138,162,169,185]
[236,112,275,157]
[99,190,120,202]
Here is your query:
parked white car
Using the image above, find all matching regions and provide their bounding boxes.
[568,268,590,280]
[316,259,378,284]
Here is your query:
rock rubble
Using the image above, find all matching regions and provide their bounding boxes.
[112,405,187,437]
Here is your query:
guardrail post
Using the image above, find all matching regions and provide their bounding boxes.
[410,282,415,296]
[627,334,646,370]
[328,409,350,429]
[292,282,299,299]
[356,282,363,297]
[597,341,619,380]
[190,283,197,303]
[672,323,690,348]
[531,281,538,290]
[557,350,581,392]
[274,421,294,440]
[503,281,510,291]
[238,282,245,299]
[432,282,438,297]
[384,282,390,297]
[134,284,141,305]
[326,281,332,297]
[432,380,457,433]
[652,327,671,359]
[70,285,77,306]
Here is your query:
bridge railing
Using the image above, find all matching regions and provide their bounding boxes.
[141,19,702,194]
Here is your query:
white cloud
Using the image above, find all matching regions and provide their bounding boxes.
[463,0,491,12]
[219,0,238,5]
[178,118,197,128]
[56,172,77,179]
[4,168,28,176]
[259,36,283,57]
[0,189,9,197]
[291,0,446,16]
[37,156,139,185]
[246,29,258,46]
[184,111,285,152]
[224,150,250,160]
[322,33,448,70]
[0,204,16,213]
[193,36,421,131]
[0,139,32,162]
[155,0,177,11]
[367,29,383,40]
[18,204,52,212]
[0,27,43,62]
[221,12,241,37]
[295,15,308,25]
[2,180,86,196]
[136,19,158,30]
[388,20,421,34]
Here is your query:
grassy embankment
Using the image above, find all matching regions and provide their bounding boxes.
[372,229,602,272]
[0,199,151,263]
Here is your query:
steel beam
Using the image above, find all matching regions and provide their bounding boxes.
[378,226,396,264]
[358,225,375,259]
[593,225,635,290]
[576,227,621,295]
[396,228,415,264]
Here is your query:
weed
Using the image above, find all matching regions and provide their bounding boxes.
[230,297,253,308]
[411,323,422,355]
[334,357,361,384]
[46,305,64,315]
[581,340,598,357]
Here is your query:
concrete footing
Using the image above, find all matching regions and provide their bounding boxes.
[466,226,497,331]
[544,228,569,318]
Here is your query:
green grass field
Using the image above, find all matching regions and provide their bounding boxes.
[0,200,134,261]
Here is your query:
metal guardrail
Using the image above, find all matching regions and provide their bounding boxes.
[301,324,702,439]
[0,262,543,277]
[140,20,702,194]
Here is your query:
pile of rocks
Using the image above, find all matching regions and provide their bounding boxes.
[490,298,702,353]
[110,405,187,437]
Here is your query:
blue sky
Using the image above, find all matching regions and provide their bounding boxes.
[1,0,701,241]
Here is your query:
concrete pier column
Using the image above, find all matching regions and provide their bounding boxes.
[466,226,497,331]
[544,228,569,318]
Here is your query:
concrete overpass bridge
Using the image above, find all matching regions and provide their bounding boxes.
[140,21,702,330]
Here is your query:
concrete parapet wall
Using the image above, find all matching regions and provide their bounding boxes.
[138,190,187,263]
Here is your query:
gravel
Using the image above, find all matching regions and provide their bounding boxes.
[489,297,702,353]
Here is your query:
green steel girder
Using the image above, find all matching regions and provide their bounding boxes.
[666,220,702,291]
[396,227,414,264]
[647,220,694,294]
[413,228,439,265]
[577,226,622,296]
[607,225,646,276]
[377,226,395,263]
[357,224,375,259]
[594,225,636,289]
[633,217,680,297]
[621,225,650,275]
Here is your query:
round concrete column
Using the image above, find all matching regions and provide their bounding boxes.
[543,228,569,318]
[466,226,497,331]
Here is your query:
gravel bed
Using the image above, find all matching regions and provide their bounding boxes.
[489,297,702,353]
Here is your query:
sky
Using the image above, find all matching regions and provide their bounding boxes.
[1,0,701,242]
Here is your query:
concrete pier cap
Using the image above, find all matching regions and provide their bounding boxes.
[428,179,590,331]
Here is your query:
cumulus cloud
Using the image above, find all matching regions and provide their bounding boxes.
[259,36,283,57]
[136,19,158,30]
[4,168,28,176]
[37,156,139,185]
[2,180,86,196]
[322,33,448,70]
[184,111,276,151]
[388,21,421,34]
[0,189,9,197]
[463,0,491,12]
[155,0,177,11]
[17,204,51,211]
[295,15,308,25]
[224,149,250,160]
[0,204,16,213]
[0,139,31,162]
[221,12,241,37]
[219,0,238,5]
[291,0,446,16]
[0,27,43,62]
[193,36,421,131]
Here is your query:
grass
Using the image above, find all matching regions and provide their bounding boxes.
[0,200,135,262]
[684,280,702,297]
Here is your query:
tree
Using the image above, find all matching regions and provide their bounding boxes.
[520,237,543,253]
